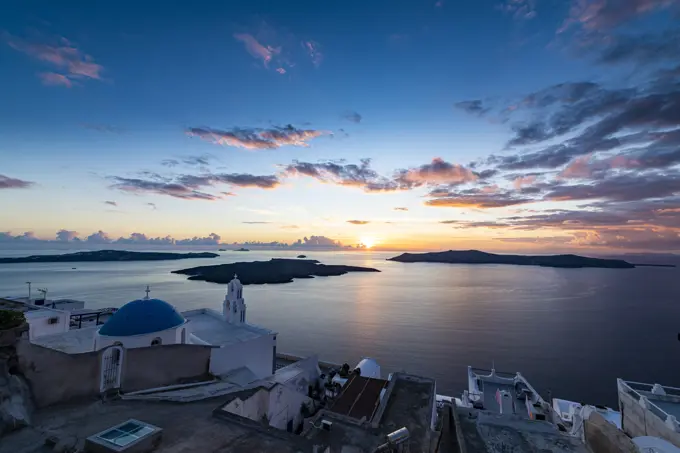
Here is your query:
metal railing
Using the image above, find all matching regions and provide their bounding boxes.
[620,379,680,429]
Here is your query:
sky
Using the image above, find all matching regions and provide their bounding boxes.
[1,0,679,252]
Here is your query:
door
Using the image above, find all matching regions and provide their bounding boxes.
[100,346,123,393]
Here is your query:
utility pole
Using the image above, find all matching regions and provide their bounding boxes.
[26,281,32,300]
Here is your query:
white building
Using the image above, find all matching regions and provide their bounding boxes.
[32,275,278,383]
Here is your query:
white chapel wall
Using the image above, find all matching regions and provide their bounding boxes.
[209,333,275,378]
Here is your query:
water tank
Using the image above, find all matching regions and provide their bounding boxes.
[386,427,410,445]
[354,358,381,379]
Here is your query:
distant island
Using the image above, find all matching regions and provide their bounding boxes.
[297,255,307,258]
[235,248,250,252]
[172,258,380,284]
[0,250,219,264]
[387,250,646,269]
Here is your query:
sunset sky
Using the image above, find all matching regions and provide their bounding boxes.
[1,0,679,252]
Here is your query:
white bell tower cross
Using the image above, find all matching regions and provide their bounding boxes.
[223,274,246,324]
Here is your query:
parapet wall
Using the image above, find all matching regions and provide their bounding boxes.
[619,383,680,448]
[17,340,100,408]
[121,344,213,392]
[17,340,214,407]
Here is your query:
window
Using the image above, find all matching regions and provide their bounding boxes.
[95,420,156,447]
[151,337,162,346]
[47,317,59,324]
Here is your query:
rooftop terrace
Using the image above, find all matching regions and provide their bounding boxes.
[2,398,310,453]
[304,372,437,453]
[32,326,98,353]
[182,308,274,346]
[455,406,589,453]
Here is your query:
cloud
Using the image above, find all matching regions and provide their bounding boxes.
[86,230,111,243]
[454,100,489,116]
[0,174,34,189]
[347,220,370,225]
[234,33,280,67]
[497,0,537,20]
[56,230,80,242]
[395,158,478,187]
[221,192,237,197]
[440,220,510,228]
[39,72,72,87]
[109,170,280,200]
[281,225,299,229]
[559,0,676,33]
[302,40,323,67]
[425,187,534,208]
[513,174,538,189]
[5,32,104,86]
[292,235,341,248]
[162,155,214,167]
[546,172,680,202]
[597,29,680,65]
[242,221,273,224]
[284,159,401,192]
[394,207,409,211]
[147,202,157,210]
[343,111,362,123]
[161,159,180,167]
[104,201,118,207]
[109,176,221,201]
[187,125,328,150]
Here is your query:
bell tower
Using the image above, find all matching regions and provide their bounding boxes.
[223,274,246,324]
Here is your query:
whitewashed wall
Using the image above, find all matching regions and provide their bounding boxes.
[267,384,312,431]
[95,324,187,350]
[209,333,275,379]
[25,309,70,340]
[222,389,268,422]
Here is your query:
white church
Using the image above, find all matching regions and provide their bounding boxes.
[24,274,278,392]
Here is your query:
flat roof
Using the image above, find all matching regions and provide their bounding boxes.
[0,297,42,312]
[377,373,436,450]
[329,375,388,421]
[182,309,273,347]
[305,372,436,452]
[455,407,589,453]
[32,327,97,354]
[2,398,310,453]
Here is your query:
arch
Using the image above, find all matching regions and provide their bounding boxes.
[100,346,124,393]
[151,337,162,346]
[180,328,186,344]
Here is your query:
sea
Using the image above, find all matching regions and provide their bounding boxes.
[1,248,678,407]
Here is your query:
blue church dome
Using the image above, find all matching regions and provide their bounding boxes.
[99,298,185,337]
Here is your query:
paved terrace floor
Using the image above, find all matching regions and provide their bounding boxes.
[3,398,309,453]
[456,407,589,453]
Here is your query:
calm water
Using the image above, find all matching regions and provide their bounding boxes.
[1,248,678,406]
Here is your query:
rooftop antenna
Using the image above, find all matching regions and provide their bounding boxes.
[37,288,48,300]
[26,281,32,300]
[144,285,151,300]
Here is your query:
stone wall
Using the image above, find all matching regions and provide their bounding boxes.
[16,340,100,408]
[619,389,680,447]
[121,344,213,392]
[584,411,637,453]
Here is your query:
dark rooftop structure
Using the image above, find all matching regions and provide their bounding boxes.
[329,375,388,421]
[304,372,438,453]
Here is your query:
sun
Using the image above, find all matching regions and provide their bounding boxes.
[360,236,376,249]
